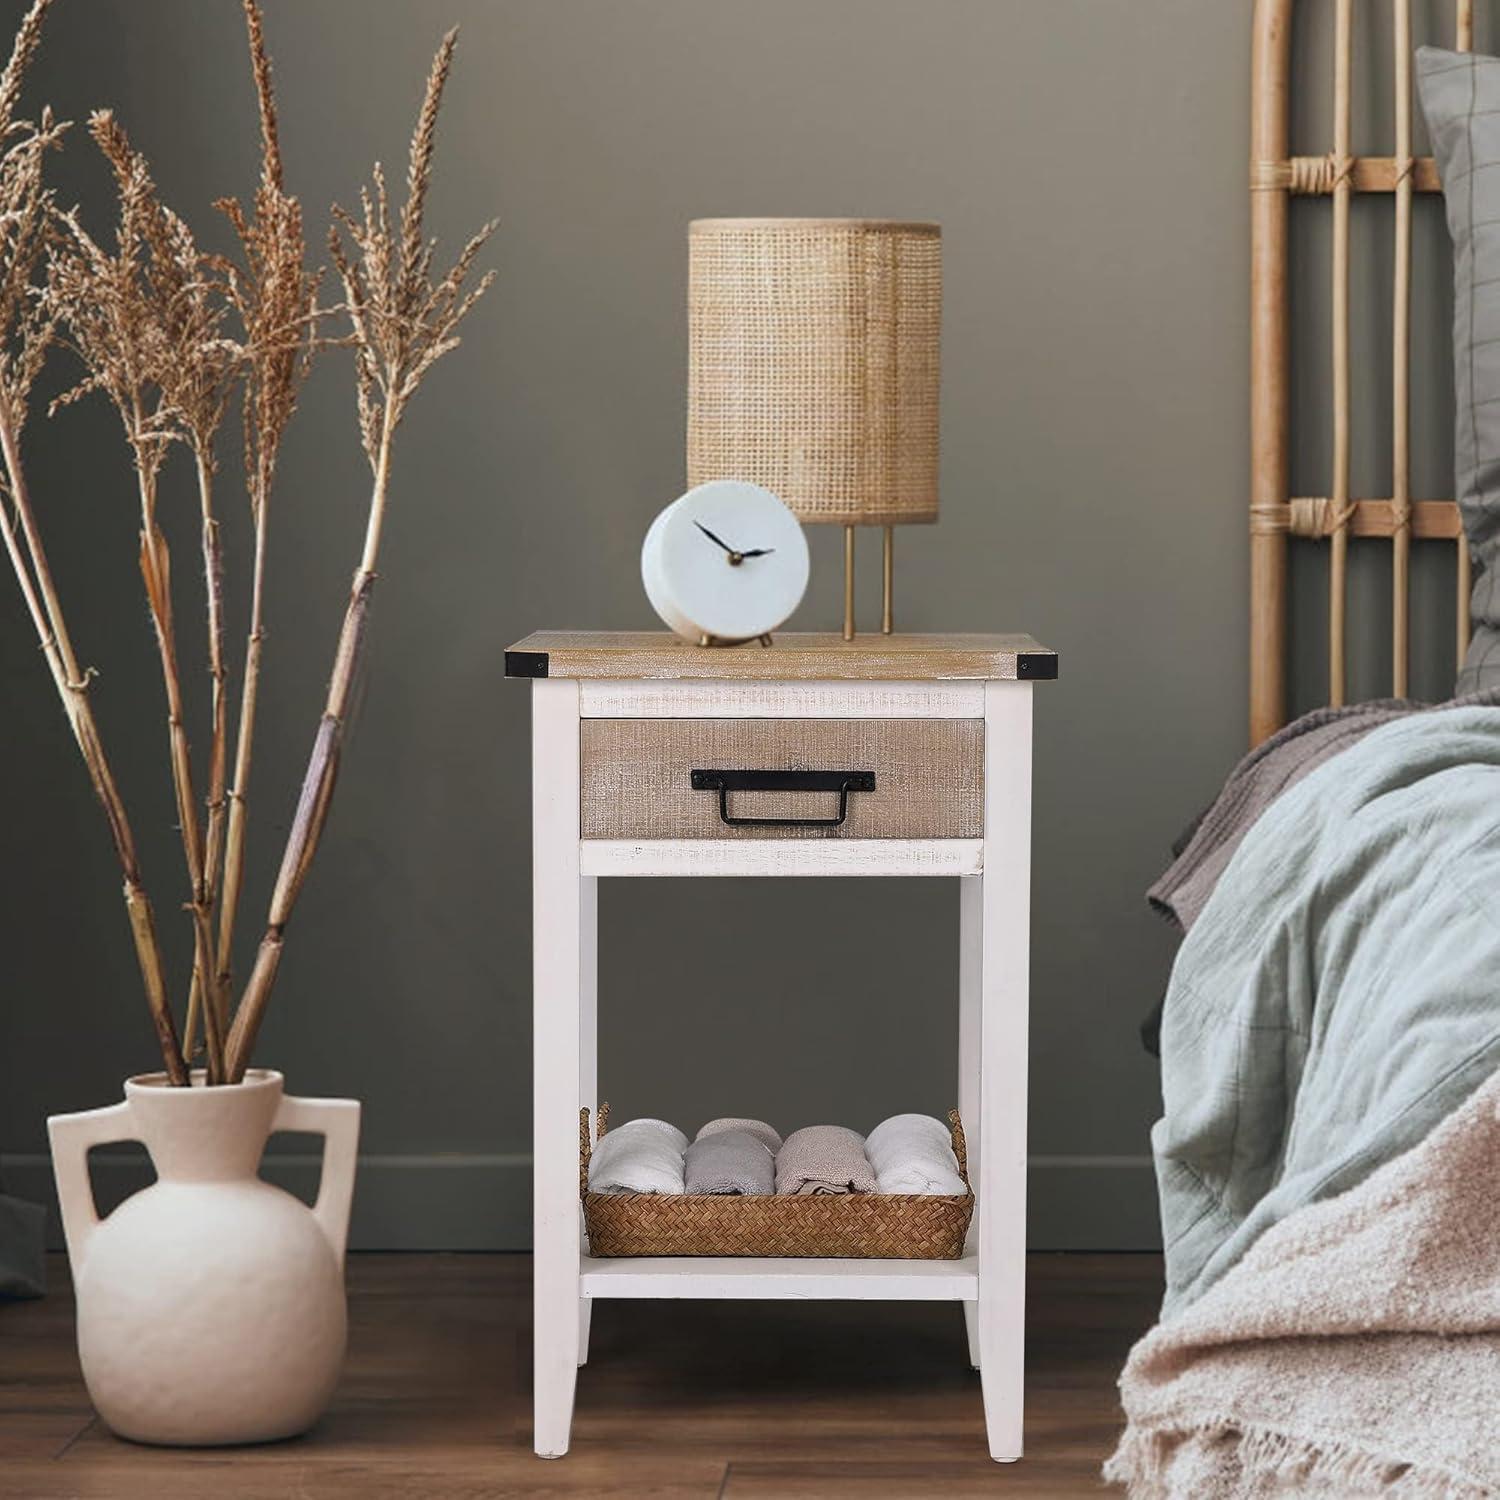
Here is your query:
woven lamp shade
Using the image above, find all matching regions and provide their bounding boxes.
[687,218,941,527]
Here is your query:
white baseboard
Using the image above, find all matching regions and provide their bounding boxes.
[1,1151,1160,1253]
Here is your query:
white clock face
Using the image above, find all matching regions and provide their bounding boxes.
[642,480,810,642]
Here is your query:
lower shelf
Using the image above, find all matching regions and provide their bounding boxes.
[578,838,983,877]
[579,1253,978,1301]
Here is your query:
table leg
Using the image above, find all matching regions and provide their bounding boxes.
[959,873,983,1372]
[976,681,1033,1463]
[578,874,597,1369]
[533,680,582,1458]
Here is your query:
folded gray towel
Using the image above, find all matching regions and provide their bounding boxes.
[774,1125,877,1196]
[684,1128,774,1195]
[695,1116,783,1154]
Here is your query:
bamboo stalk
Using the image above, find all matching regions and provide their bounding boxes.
[1458,0,1474,52]
[225,410,395,1082]
[1392,0,1412,698]
[1329,0,1353,707]
[0,404,186,1082]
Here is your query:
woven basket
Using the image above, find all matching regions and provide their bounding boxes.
[687,217,941,527]
[581,1104,973,1259]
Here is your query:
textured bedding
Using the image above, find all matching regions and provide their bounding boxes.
[1109,1066,1500,1499]
[1154,704,1500,1315]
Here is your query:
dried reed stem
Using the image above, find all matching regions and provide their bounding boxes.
[225,27,494,1081]
[213,0,318,1013]
[48,112,238,1081]
[0,0,186,1080]
[135,458,226,1083]
[0,408,187,1083]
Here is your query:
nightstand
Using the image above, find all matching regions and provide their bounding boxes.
[506,630,1057,1462]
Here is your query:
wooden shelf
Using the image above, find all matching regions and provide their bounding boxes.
[580,1254,979,1301]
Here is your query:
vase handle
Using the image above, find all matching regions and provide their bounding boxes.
[273,1095,361,1261]
[46,1100,136,1274]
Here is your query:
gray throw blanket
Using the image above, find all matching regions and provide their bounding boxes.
[684,1129,774,1195]
[1155,705,1500,1316]
[1149,688,1500,935]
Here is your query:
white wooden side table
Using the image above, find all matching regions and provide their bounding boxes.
[506,630,1057,1462]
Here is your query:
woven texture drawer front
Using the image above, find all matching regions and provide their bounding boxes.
[580,718,983,839]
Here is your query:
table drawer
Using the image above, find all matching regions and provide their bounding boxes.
[579,718,983,839]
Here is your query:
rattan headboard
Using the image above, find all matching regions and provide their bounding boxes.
[1249,0,1474,744]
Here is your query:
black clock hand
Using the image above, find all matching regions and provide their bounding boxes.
[738,547,776,559]
[694,520,737,554]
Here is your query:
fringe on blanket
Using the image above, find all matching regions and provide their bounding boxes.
[1104,1420,1495,1500]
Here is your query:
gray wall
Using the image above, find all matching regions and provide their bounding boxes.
[0,0,1473,1249]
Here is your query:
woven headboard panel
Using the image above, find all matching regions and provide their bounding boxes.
[1249,0,1474,744]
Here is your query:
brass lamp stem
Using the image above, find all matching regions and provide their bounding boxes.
[842,525,856,640]
[881,526,894,634]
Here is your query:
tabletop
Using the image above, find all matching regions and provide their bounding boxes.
[504,631,1058,683]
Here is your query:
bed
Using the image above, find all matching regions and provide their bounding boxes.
[1107,5,1500,1495]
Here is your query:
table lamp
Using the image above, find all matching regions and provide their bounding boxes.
[687,217,941,638]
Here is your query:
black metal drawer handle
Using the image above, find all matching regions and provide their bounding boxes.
[690,768,876,828]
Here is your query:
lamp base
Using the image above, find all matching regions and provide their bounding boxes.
[842,525,897,639]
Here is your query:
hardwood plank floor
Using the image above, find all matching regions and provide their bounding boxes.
[0,1252,1159,1498]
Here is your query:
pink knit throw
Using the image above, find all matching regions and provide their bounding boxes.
[1106,1068,1500,1498]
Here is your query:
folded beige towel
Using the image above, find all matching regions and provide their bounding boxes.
[774,1125,877,1196]
[695,1117,782,1154]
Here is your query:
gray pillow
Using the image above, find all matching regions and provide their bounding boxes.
[1418,46,1500,690]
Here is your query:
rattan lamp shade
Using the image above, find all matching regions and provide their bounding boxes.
[687,218,941,528]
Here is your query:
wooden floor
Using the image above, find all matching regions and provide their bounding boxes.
[1,1252,1160,1498]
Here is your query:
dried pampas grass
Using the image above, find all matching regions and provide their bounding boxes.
[0,0,493,1085]
[224,22,495,1081]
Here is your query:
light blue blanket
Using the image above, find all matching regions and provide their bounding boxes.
[1155,705,1500,1314]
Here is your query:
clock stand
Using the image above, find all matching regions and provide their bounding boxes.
[506,630,1057,1463]
[696,631,775,648]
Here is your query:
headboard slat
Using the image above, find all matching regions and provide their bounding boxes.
[1392,0,1414,697]
[1248,0,1476,744]
[1249,0,1293,746]
[1455,0,1474,666]
[1328,0,1354,707]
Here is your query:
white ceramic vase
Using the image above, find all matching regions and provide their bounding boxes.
[47,1068,360,1446]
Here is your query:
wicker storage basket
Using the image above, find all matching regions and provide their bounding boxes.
[581,1105,973,1259]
